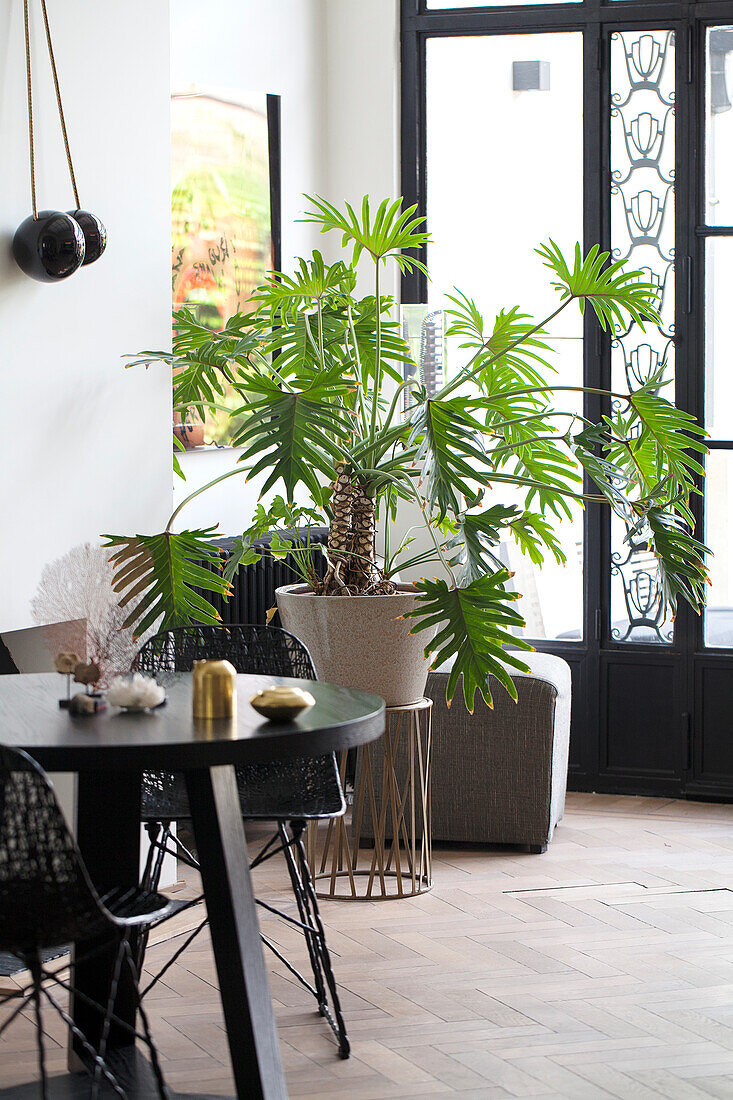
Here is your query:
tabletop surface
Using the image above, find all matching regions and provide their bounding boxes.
[0,673,386,771]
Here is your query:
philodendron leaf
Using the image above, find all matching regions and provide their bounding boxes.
[103,528,231,638]
[173,431,186,481]
[250,252,351,315]
[404,572,533,712]
[445,295,553,391]
[508,512,567,566]
[408,397,490,520]
[628,384,707,487]
[445,506,519,584]
[300,194,430,275]
[231,365,354,504]
[537,240,661,331]
[222,537,262,585]
[646,509,709,615]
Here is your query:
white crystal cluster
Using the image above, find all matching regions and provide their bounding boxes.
[106,673,166,710]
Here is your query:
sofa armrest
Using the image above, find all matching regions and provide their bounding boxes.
[425,669,559,846]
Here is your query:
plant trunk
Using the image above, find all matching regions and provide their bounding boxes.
[347,481,379,590]
[318,469,396,596]
[320,462,353,593]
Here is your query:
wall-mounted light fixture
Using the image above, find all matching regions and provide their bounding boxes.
[12,0,107,283]
[512,61,551,92]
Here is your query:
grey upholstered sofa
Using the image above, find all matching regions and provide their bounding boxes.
[425,652,571,851]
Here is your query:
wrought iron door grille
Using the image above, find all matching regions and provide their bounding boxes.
[610,28,676,645]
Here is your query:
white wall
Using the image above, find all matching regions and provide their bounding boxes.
[171,0,329,535]
[322,0,400,202]
[321,0,400,295]
[0,0,172,632]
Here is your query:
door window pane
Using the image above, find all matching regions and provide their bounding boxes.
[426,34,583,344]
[610,29,676,645]
[705,451,733,647]
[426,33,584,641]
[705,238,733,439]
[706,27,733,226]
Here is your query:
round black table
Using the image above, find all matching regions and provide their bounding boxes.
[0,672,385,1100]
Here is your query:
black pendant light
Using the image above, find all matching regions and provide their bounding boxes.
[12,0,106,283]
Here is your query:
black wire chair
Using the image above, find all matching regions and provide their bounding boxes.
[0,744,174,1099]
[134,624,350,1058]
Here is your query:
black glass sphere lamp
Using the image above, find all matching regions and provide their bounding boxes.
[12,0,107,283]
[68,209,107,265]
[12,210,85,282]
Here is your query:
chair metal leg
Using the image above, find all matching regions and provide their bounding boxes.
[278,822,329,1011]
[140,917,208,1002]
[123,938,168,1099]
[137,821,169,973]
[141,821,164,893]
[31,956,48,1100]
[142,813,350,1060]
[93,935,128,1099]
[291,825,350,1059]
[6,950,150,1098]
[0,988,33,1038]
[41,983,126,1098]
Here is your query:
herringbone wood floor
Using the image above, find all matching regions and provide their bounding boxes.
[1,792,732,1098]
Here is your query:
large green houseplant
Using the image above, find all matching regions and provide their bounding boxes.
[105,196,708,709]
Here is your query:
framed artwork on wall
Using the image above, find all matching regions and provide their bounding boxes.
[171,87,281,448]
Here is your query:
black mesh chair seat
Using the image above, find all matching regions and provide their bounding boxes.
[136,623,344,824]
[141,757,345,823]
[134,624,351,1058]
[100,886,178,926]
[0,749,174,957]
[0,745,170,1097]
[3,885,111,957]
[2,883,172,958]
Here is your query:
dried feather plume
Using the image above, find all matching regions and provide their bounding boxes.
[31,543,153,684]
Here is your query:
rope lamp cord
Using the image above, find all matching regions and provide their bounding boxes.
[40,0,81,212]
[22,0,37,219]
[23,0,81,218]
[13,0,106,281]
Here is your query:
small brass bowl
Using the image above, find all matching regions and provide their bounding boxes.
[249,686,316,722]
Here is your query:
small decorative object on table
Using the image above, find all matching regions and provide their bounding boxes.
[65,658,106,715]
[249,686,315,722]
[107,673,166,712]
[73,661,101,692]
[192,659,237,718]
[54,652,80,708]
[68,693,106,716]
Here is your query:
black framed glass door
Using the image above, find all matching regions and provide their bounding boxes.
[401,0,733,799]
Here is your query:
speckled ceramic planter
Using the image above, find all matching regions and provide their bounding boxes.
[275,584,436,707]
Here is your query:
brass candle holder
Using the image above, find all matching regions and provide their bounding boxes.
[192,659,237,719]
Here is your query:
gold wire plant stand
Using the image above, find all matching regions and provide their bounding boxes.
[310,698,433,900]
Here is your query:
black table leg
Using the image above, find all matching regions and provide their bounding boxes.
[185,764,287,1100]
[71,768,141,1058]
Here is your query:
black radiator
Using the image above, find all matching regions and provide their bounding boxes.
[205,529,329,626]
